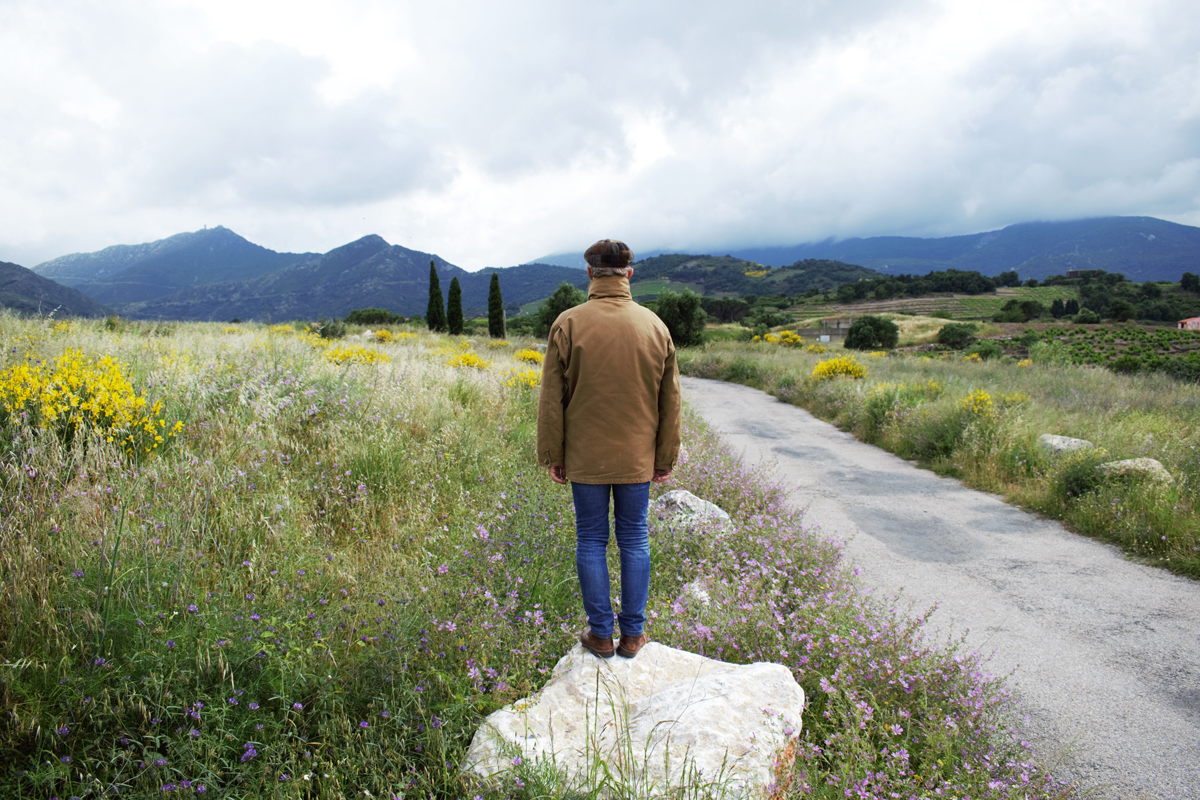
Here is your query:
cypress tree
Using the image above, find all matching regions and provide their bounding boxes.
[447,277,464,335]
[488,273,506,338]
[427,260,446,332]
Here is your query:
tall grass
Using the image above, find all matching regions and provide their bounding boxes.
[682,341,1200,577]
[0,315,1070,798]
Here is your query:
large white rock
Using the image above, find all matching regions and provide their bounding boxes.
[651,489,732,529]
[463,643,804,798]
[1037,434,1095,455]
[1096,457,1175,485]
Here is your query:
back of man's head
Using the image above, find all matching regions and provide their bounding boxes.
[584,239,633,277]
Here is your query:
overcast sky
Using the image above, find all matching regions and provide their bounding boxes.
[2,0,1197,269]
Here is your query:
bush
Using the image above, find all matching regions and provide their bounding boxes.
[1110,354,1143,374]
[345,308,401,325]
[966,340,1004,360]
[1073,308,1101,324]
[844,315,899,350]
[654,289,707,347]
[936,322,979,349]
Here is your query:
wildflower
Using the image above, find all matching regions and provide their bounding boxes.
[811,356,867,381]
[72,570,84,578]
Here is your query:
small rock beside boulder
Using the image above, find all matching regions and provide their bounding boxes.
[463,643,804,799]
[651,489,731,529]
[1096,457,1175,485]
[1037,434,1095,455]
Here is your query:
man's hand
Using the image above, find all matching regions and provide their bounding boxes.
[652,468,672,484]
[547,465,567,484]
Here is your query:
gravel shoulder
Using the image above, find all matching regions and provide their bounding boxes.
[682,376,1200,800]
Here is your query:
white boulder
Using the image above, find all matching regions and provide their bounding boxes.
[463,643,804,798]
[1037,434,1095,455]
[1096,457,1175,485]
[651,489,732,529]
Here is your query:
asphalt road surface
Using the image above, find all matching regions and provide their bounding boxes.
[682,376,1200,800]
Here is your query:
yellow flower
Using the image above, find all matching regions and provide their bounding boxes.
[811,355,867,381]
[958,389,995,419]
[502,368,540,389]
[447,352,490,370]
[1017,358,1033,368]
[514,348,544,365]
[806,344,827,354]
[324,345,390,365]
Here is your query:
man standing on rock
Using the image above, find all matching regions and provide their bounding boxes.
[537,238,681,660]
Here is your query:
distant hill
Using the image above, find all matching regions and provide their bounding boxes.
[532,217,1200,283]
[724,217,1200,282]
[124,236,590,321]
[0,261,108,318]
[631,254,878,297]
[33,226,312,305]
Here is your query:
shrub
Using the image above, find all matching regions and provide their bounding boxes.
[844,316,899,350]
[312,318,346,339]
[1074,308,1101,324]
[324,345,390,365]
[966,340,1004,361]
[345,308,401,325]
[654,289,707,347]
[936,322,978,349]
[812,355,866,381]
[514,348,543,365]
[1110,354,1143,374]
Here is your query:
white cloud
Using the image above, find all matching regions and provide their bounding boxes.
[0,0,1197,269]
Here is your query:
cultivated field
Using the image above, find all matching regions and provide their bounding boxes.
[0,315,1071,798]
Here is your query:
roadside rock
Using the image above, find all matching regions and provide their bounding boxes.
[1096,458,1175,485]
[651,489,731,529]
[463,643,804,798]
[1038,434,1095,455]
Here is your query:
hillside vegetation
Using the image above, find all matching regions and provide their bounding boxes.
[0,315,1066,799]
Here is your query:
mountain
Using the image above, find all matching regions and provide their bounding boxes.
[125,236,590,321]
[33,226,312,305]
[0,261,108,317]
[632,254,878,296]
[723,217,1200,282]
[530,217,1200,282]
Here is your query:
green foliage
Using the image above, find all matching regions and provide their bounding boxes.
[345,307,402,325]
[1107,298,1137,322]
[447,277,464,335]
[487,273,505,338]
[996,270,1020,287]
[993,298,1043,322]
[1074,308,1101,324]
[654,289,707,347]
[1065,298,1080,315]
[1050,298,1066,318]
[699,296,750,323]
[966,340,1004,360]
[1182,272,1200,293]
[936,322,979,349]
[535,282,587,338]
[312,317,346,339]
[426,261,447,332]
[844,315,899,350]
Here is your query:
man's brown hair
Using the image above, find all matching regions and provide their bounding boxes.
[584,239,634,277]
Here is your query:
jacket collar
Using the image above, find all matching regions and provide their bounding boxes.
[587,275,632,300]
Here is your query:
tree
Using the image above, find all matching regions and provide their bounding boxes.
[447,277,464,334]
[426,260,446,332]
[844,315,899,350]
[1107,298,1136,322]
[996,270,1020,288]
[1182,272,1200,293]
[346,308,400,325]
[1050,298,1066,318]
[1065,298,1080,315]
[654,289,707,347]
[487,273,506,338]
[535,282,587,338]
[1074,308,1101,324]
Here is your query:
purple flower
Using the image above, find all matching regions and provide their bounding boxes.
[187,604,198,613]
[56,726,69,735]
[166,640,176,649]
[292,702,303,710]
[359,721,368,728]
[72,570,84,578]
[249,702,259,710]
[61,756,71,763]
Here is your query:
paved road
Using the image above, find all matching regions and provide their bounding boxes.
[682,376,1200,800]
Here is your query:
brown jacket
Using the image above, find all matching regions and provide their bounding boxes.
[536,275,682,484]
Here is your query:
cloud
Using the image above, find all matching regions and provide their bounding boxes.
[0,0,1197,269]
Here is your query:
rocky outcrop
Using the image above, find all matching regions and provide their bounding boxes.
[1096,458,1175,485]
[1037,434,1095,455]
[651,489,731,529]
[463,643,804,798]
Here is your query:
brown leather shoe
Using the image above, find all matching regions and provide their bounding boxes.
[616,632,648,659]
[580,629,615,659]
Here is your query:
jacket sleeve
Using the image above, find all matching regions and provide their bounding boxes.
[654,340,682,471]
[536,324,568,467]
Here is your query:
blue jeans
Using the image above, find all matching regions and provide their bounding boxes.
[571,482,651,638]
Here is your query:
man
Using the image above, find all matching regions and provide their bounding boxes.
[536,238,682,660]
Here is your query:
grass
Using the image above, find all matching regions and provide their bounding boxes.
[680,338,1200,578]
[0,314,1071,798]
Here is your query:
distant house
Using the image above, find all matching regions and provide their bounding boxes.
[814,316,855,341]
[1180,317,1200,330]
